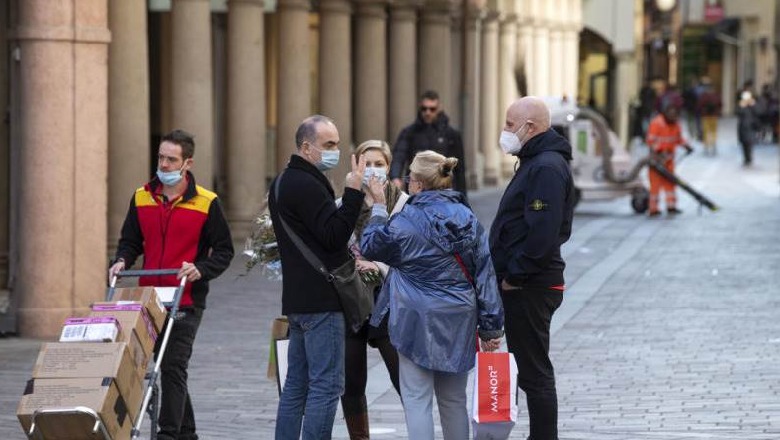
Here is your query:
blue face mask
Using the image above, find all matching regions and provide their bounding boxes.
[157,165,185,186]
[362,167,387,186]
[316,149,340,171]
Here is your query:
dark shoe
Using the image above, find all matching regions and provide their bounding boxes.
[648,210,661,217]
[667,207,682,215]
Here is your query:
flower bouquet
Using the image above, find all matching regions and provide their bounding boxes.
[243,211,282,281]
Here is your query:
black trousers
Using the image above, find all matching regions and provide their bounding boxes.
[343,322,401,413]
[500,286,563,440]
[155,308,203,440]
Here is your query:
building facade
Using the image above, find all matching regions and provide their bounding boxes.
[0,0,582,337]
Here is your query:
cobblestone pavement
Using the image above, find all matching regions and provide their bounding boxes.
[2,118,779,439]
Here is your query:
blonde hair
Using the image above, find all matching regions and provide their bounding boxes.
[409,150,458,190]
[354,139,392,164]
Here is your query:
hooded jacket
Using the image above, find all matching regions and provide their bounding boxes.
[489,129,575,288]
[362,190,504,373]
[389,112,467,196]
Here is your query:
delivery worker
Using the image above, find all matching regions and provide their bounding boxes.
[645,103,693,216]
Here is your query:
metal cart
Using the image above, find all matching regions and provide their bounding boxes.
[25,269,187,440]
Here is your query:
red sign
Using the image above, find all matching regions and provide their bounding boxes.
[705,4,724,23]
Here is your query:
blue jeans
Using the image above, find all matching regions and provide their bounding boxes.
[275,312,345,440]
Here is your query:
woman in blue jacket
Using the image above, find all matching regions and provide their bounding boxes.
[361,150,504,440]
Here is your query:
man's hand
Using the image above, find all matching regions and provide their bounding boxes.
[480,338,502,352]
[178,261,202,283]
[345,154,366,190]
[391,178,404,190]
[108,259,125,284]
[501,279,520,291]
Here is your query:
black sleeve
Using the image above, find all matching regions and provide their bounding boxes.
[115,195,144,267]
[389,127,412,179]
[450,129,468,197]
[195,197,235,282]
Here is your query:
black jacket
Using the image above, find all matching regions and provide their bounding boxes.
[269,155,365,314]
[390,112,467,196]
[489,129,574,288]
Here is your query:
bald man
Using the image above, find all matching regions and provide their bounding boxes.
[489,96,575,440]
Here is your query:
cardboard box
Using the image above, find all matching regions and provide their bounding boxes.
[90,304,157,379]
[32,342,143,421]
[59,316,123,343]
[17,377,132,440]
[111,287,168,333]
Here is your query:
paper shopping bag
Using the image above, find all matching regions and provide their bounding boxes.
[266,317,289,382]
[471,351,518,440]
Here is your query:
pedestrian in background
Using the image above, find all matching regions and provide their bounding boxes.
[361,150,504,440]
[682,77,701,141]
[737,91,760,166]
[339,139,406,439]
[108,129,235,440]
[646,103,694,216]
[697,77,722,156]
[389,90,468,199]
[490,96,575,440]
[269,115,366,440]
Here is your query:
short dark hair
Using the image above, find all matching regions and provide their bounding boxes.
[420,90,439,101]
[161,129,195,159]
[295,115,334,149]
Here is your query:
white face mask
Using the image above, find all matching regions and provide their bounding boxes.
[499,123,528,155]
[362,167,387,186]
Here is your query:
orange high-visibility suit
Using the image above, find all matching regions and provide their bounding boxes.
[645,114,686,213]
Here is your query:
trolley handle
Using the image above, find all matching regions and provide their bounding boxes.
[108,269,187,304]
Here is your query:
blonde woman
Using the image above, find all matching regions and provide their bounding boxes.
[361,150,504,440]
[339,140,407,439]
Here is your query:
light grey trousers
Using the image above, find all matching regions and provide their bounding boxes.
[399,353,470,440]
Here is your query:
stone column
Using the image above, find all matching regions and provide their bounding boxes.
[480,11,500,186]
[319,0,352,189]
[108,0,150,253]
[388,1,419,142]
[354,0,388,143]
[517,17,534,95]
[615,52,638,144]
[449,9,463,129]
[276,0,311,171]
[419,0,452,110]
[226,0,266,240]
[15,0,110,337]
[722,43,735,115]
[499,13,518,179]
[532,21,550,96]
[564,25,580,99]
[549,26,563,97]
[462,8,484,190]
[0,4,9,292]
[171,0,214,187]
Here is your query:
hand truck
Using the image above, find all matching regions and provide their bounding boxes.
[25,269,187,440]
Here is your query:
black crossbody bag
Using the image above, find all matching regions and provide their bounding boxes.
[274,171,373,333]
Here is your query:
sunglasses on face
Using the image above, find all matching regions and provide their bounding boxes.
[420,106,438,113]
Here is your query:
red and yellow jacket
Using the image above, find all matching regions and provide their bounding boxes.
[115,172,234,309]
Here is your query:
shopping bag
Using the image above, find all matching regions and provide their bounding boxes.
[275,339,289,395]
[471,351,518,440]
[266,317,289,383]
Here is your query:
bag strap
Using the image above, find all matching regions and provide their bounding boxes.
[274,170,334,281]
[454,252,476,290]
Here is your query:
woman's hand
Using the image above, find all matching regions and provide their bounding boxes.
[366,176,386,205]
[480,338,502,352]
[356,259,379,273]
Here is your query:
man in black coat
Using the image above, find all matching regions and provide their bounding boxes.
[269,115,366,439]
[389,90,467,197]
[489,96,575,440]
